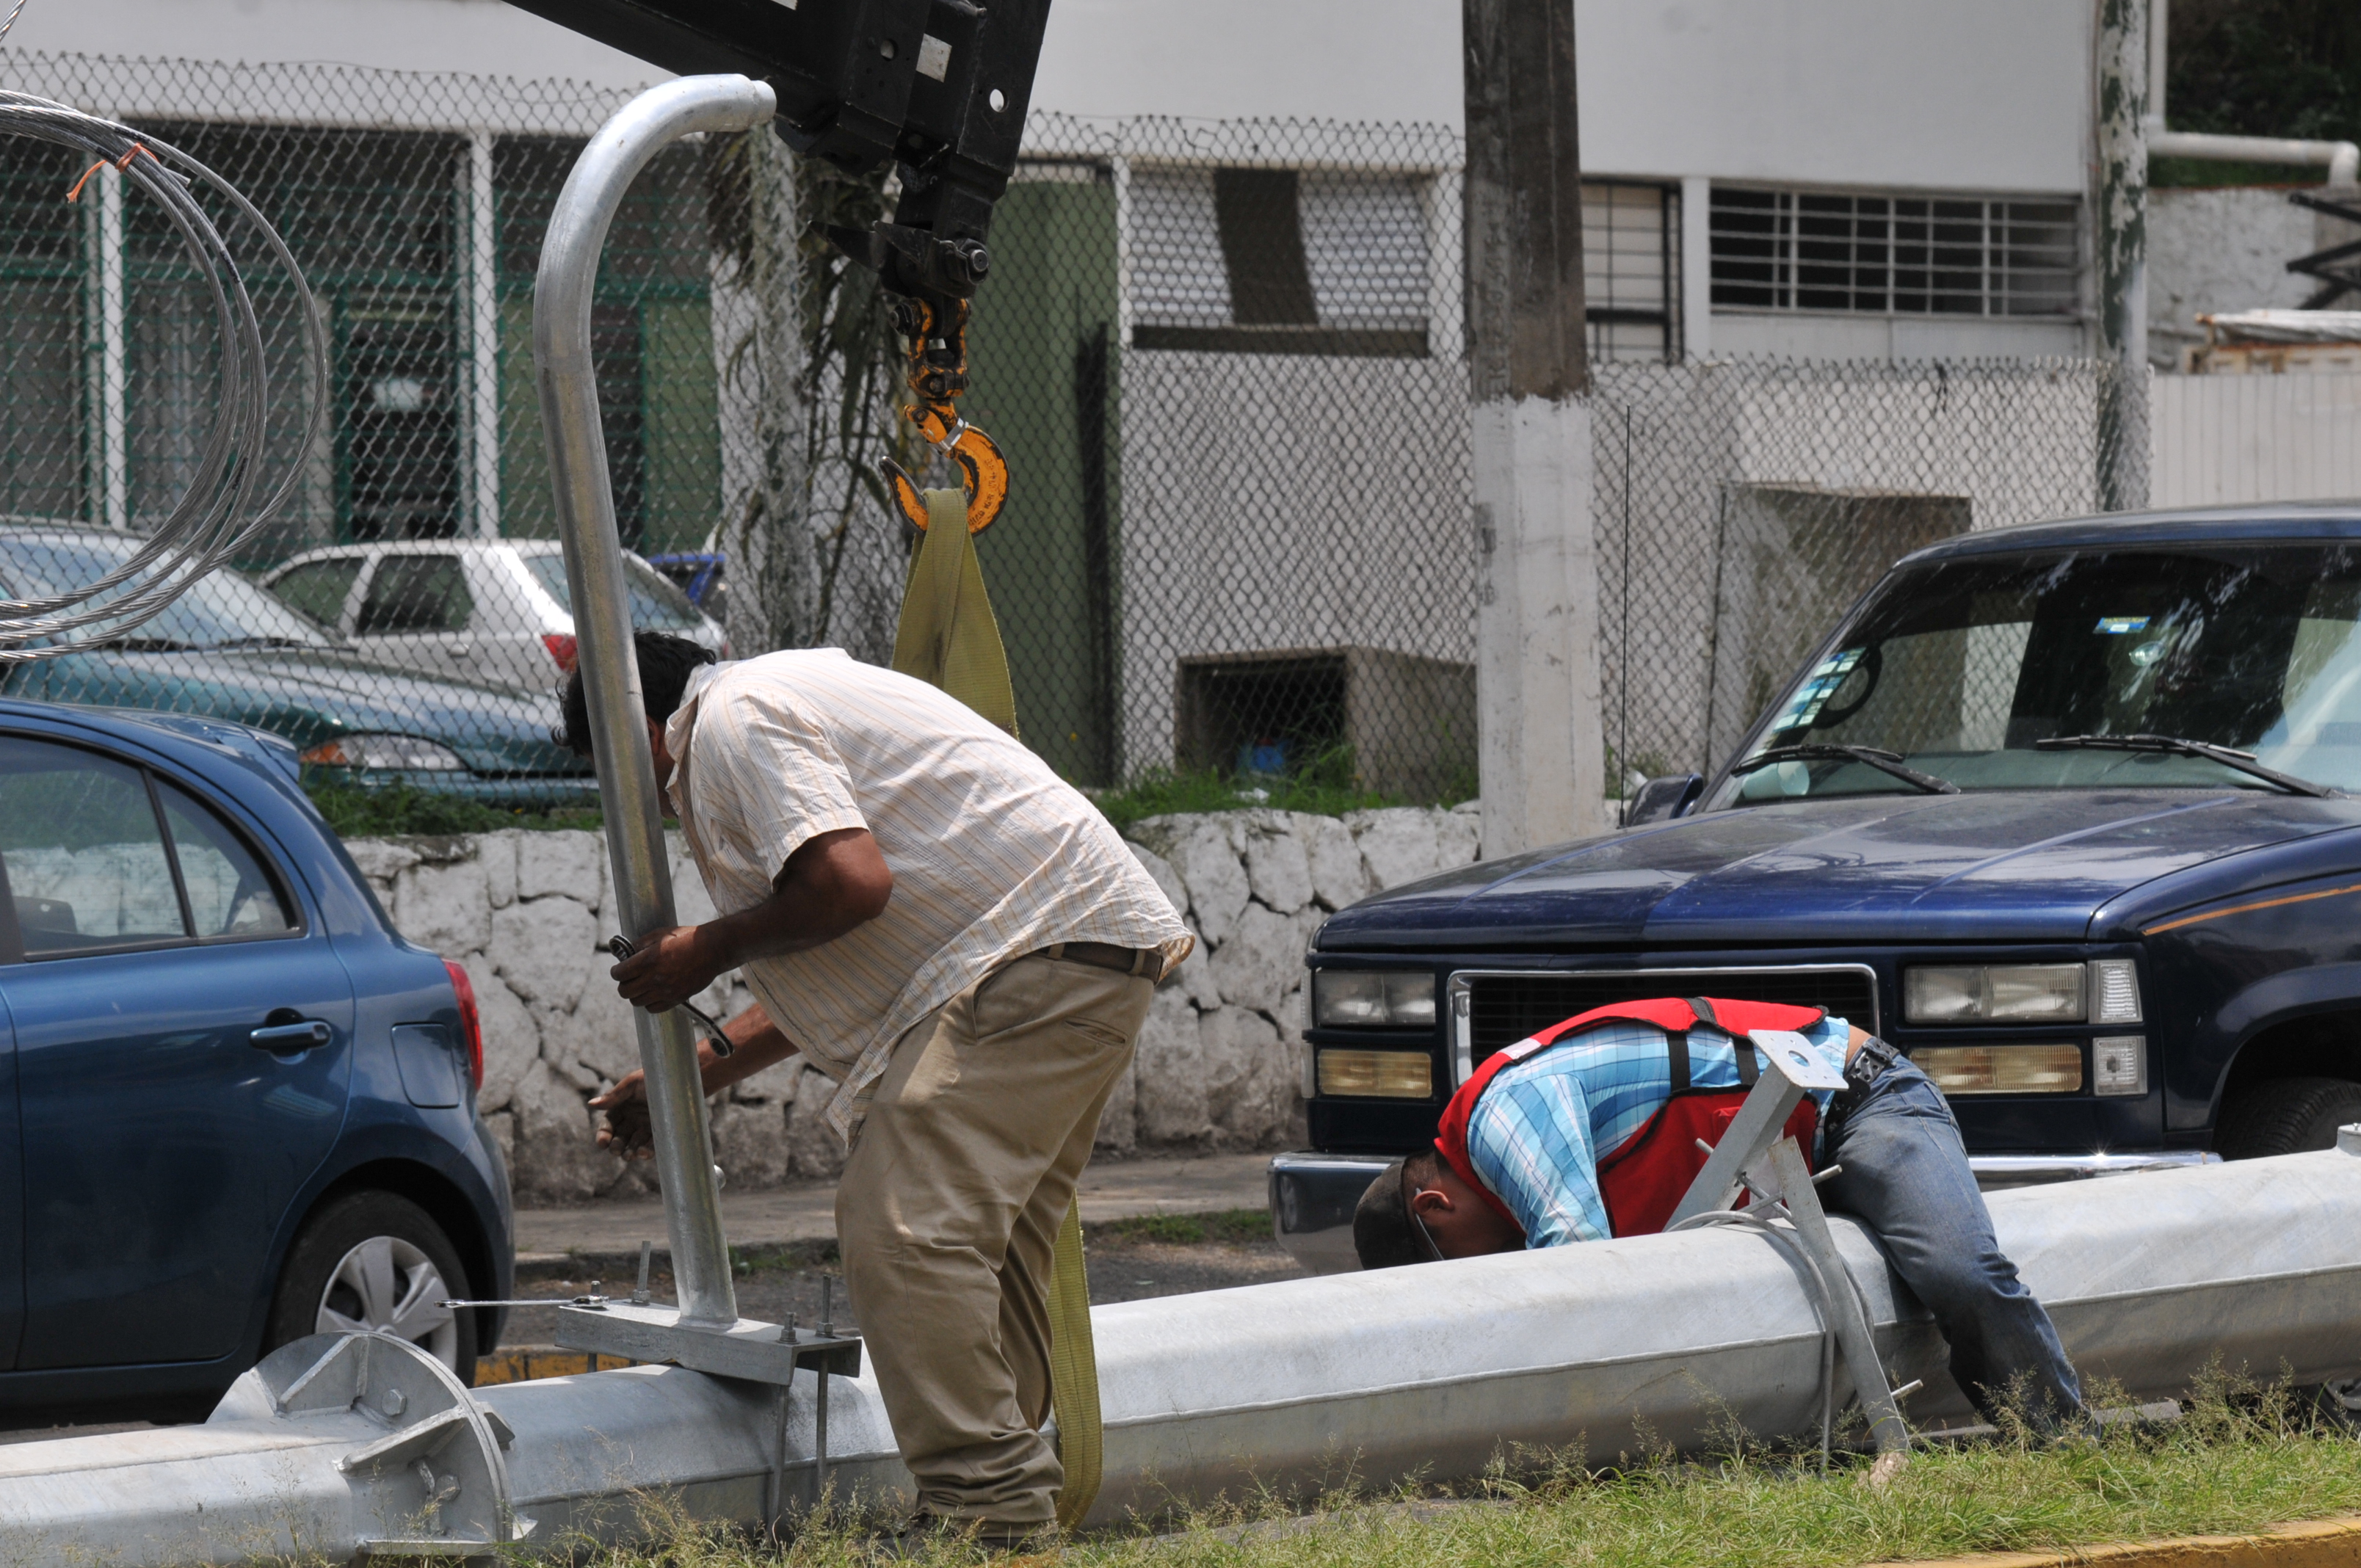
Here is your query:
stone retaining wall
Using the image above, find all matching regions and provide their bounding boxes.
[347,804,1481,1204]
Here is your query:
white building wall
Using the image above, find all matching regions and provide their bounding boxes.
[1040,0,2088,196]
[2152,376,2361,509]
[18,0,2091,195]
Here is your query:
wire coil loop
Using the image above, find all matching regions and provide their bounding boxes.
[0,91,324,661]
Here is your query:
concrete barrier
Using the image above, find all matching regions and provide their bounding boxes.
[3,1142,2356,1561]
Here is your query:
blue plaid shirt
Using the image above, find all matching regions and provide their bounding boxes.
[1464,1015,1854,1247]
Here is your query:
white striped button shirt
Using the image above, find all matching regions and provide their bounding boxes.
[664,650,1192,1144]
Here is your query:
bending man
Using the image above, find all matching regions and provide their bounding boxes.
[565,632,1191,1546]
[1353,997,2081,1424]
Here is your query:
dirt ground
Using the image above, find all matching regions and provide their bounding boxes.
[0,1211,1308,1440]
[501,1209,1310,1343]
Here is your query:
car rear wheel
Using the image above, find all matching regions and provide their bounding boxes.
[266,1191,477,1384]
[2213,1076,2361,1160]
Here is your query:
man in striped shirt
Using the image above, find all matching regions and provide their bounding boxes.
[561,633,1192,1544]
[1355,1012,2082,1425]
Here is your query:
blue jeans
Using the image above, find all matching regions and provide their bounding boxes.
[1821,1056,2083,1423]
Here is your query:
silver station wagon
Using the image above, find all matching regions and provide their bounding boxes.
[263,541,726,694]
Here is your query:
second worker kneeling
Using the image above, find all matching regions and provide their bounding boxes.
[1352,996,2083,1426]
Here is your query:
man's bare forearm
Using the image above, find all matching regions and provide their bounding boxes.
[611,828,891,1012]
[700,1006,797,1095]
[686,829,891,970]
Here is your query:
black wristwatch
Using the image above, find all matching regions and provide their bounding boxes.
[1842,1034,1900,1098]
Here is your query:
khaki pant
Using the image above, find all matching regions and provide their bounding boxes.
[835,951,1152,1525]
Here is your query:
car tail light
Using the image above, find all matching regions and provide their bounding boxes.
[543,633,579,672]
[300,733,465,771]
[444,959,485,1089]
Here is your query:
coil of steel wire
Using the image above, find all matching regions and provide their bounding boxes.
[0,90,324,661]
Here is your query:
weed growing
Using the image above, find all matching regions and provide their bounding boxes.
[304,777,604,838]
[1089,1210,1275,1248]
[1087,752,1415,836]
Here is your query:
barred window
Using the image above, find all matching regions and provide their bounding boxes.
[1127,169,1680,361]
[1709,186,2078,318]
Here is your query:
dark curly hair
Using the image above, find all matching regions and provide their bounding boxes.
[554,630,719,758]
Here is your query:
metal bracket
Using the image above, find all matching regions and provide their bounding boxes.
[554,1276,863,1520]
[1667,1030,1910,1462]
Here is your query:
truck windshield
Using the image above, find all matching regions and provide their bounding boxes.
[1716,542,2361,805]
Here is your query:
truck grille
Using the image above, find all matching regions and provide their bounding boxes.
[1459,967,1879,1065]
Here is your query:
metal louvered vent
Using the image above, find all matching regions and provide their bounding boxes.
[1454,965,1879,1078]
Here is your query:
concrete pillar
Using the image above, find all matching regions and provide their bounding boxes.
[1680,174,1712,360]
[1465,0,1606,859]
[2096,0,2150,511]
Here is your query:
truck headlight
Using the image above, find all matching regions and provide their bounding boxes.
[1313,970,1437,1027]
[1316,1048,1434,1099]
[1904,963,2085,1023]
[1914,1043,2083,1095]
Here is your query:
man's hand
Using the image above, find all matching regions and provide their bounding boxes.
[589,1072,656,1160]
[588,1006,801,1162]
[610,923,725,1013]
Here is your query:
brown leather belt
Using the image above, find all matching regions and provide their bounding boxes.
[1042,940,1159,979]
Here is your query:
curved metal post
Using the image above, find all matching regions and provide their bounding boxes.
[534,75,777,1325]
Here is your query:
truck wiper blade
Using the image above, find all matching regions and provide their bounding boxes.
[2033,733,2332,797]
[1730,744,1959,795]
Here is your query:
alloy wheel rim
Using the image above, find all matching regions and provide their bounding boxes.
[315,1235,459,1371]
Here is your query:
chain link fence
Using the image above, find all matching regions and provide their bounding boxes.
[1593,357,2148,797]
[0,51,2137,818]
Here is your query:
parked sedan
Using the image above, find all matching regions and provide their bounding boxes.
[0,698,512,1423]
[0,526,594,807]
[263,540,726,694]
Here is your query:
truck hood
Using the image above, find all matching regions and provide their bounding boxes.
[1321,790,2361,950]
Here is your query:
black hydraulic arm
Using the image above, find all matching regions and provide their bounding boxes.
[501,0,1052,529]
[500,1,1047,283]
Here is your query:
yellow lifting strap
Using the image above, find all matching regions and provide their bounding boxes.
[890,485,1104,1534]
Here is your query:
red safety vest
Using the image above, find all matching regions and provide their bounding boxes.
[1432,995,1828,1240]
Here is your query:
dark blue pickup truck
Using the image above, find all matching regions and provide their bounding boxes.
[1275,503,2361,1271]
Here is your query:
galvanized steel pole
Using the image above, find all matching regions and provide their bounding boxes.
[534,75,777,1326]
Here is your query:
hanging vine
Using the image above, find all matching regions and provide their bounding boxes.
[706,129,918,657]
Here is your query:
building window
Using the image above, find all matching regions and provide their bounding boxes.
[1584,180,1680,362]
[1129,165,1433,357]
[1709,186,2078,318]
[1125,168,1682,361]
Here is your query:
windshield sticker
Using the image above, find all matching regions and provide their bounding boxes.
[2095,615,2151,634]
[1769,647,1865,733]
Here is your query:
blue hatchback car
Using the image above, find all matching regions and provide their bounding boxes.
[0,699,512,1423]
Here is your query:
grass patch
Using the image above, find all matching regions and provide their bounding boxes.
[1087,746,1427,836]
[1089,1208,1274,1247]
[303,777,603,838]
[728,1239,841,1278]
[507,1372,2361,1568]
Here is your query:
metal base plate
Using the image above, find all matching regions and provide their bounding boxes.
[554,1302,862,1384]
